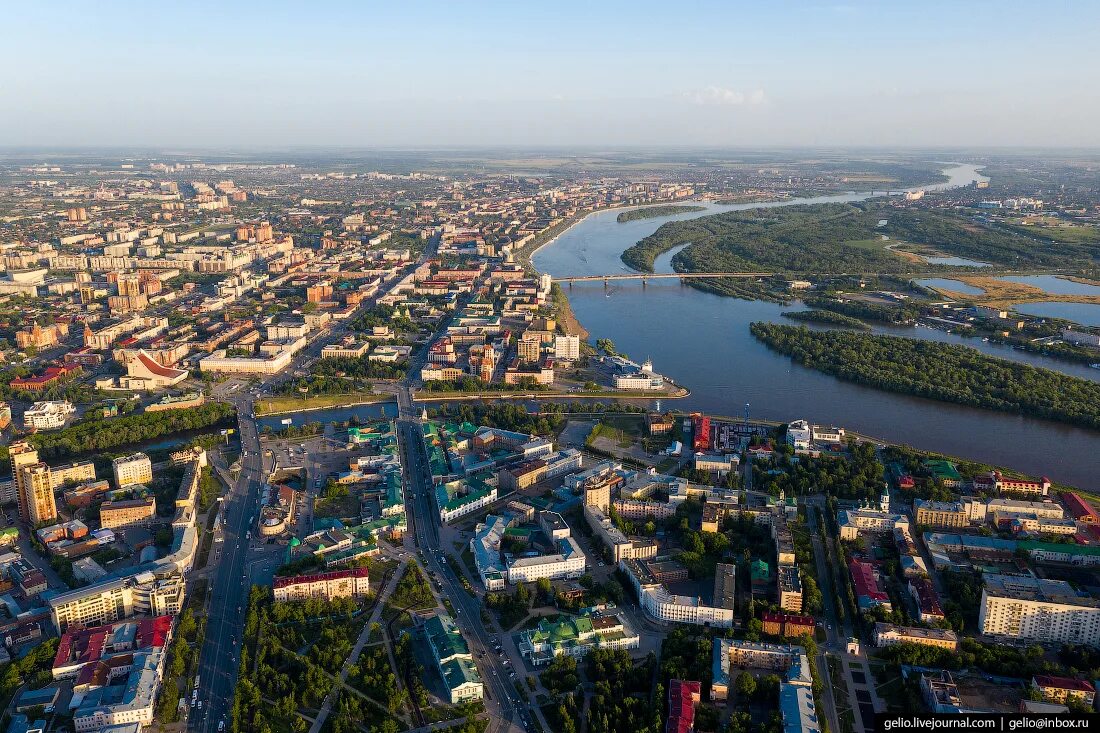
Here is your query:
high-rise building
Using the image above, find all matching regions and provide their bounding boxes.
[517,333,542,363]
[112,453,152,489]
[10,440,40,523]
[553,335,580,361]
[20,462,58,525]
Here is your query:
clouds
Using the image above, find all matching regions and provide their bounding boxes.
[686,86,766,107]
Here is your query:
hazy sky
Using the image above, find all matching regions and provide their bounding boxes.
[5,0,1099,148]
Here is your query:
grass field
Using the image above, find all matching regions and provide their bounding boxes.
[932,276,1100,308]
[255,392,392,416]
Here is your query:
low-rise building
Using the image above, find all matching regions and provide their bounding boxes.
[272,567,371,602]
[1031,675,1096,707]
[516,612,639,666]
[914,499,969,529]
[423,613,483,704]
[584,504,656,562]
[621,557,733,628]
[762,612,815,639]
[711,639,812,702]
[849,559,892,612]
[23,400,76,430]
[872,623,958,651]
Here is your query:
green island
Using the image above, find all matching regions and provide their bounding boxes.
[802,295,920,325]
[781,309,871,330]
[750,323,1100,430]
[620,201,1100,300]
[615,204,705,223]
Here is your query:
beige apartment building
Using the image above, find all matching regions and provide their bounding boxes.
[112,453,153,488]
[100,497,157,530]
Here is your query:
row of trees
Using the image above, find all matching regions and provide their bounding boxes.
[28,401,236,459]
[802,295,920,325]
[752,323,1100,430]
[782,309,871,330]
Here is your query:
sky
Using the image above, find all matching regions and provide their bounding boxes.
[3,0,1099,149]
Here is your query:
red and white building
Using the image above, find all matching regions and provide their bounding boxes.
[272,567,370,603]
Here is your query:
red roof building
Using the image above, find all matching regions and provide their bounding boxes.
[667,679,701,733]
[1062,492,1100,524]
[908,577,945,622]
[762,611,816,638]
[272,567,371,602]
[1032,675,1097,705]
[10,364,81,392]
[692,414,710,452]
[849,559,891,610]
[52,614,172,680]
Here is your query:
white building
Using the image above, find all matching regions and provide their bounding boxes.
[613,359,666,391]
[471,515,509,591]
[24,400,76,430]
[72,649,162,731]
[979,574,1100,644]
[620,557,734,627]
[543,449,583,480]
[112,453,153,489]
[507,535,586,584]
[836,490,901,540]
[553,335,581,361]
[517,612,639,666]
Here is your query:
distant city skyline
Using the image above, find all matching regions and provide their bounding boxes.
[6,0,1100,148]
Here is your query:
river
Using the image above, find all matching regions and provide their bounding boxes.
[533,164,1100,488]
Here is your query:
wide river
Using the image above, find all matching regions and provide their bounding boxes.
[533,165,1100,489]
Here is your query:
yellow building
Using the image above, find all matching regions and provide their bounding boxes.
[10,441,41,523]
[873,623,959,651]
[100,498,157,530]
[914,499,969,529]
[112,453,153,489]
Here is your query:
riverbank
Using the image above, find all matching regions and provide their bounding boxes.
[255,392,393,416]
[412,386,689,402]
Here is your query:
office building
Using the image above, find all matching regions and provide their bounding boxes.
[914,499,969,529]
[49,571,186,632]
[23,400,76,430]
[423,613,483,704]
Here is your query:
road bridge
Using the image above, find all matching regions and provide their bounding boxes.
[555,271,771,284]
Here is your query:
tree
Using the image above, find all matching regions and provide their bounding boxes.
[734,671,757,699]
